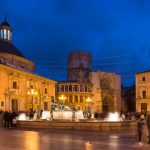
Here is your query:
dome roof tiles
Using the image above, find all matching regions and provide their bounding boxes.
[0,40,24,58]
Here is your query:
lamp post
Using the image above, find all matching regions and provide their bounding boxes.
[58,95,66,104]
[27,89,37,111]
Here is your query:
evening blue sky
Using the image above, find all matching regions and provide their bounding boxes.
[0,0,150,86]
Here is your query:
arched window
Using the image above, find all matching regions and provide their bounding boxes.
[69,85,72,92]
[61,85,64,92]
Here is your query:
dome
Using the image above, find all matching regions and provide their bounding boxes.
[1,21,11,27]
[0,40,24,57]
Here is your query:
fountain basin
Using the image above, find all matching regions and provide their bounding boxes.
[17,120,136,131]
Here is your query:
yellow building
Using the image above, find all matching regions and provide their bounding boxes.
[135,70,150,112]
[0,20,56,111]
[56,82,93,111]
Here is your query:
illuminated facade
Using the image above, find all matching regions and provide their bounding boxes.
[135,71,150,112]
[92,72,121,113]
[0,20,56,111]
[56,82,93,111]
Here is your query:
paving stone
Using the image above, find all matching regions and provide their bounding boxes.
[0,127,149,150]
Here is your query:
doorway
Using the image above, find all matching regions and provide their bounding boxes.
[11,99,18,111]
[141,103,147,112]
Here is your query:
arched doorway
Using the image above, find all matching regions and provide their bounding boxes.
[102,95,114,113]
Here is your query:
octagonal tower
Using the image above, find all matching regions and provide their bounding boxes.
[68,51,92,83]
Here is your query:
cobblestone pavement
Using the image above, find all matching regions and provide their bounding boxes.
[0,127,149,150]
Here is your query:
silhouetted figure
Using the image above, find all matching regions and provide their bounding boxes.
[94,112,98,119]
[11,110,18,127]
[137,114,145,145]
[3,110,10,128]
[0,110,4,127]
[146,111,150,144]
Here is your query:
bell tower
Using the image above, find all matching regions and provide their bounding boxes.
[0,18,13,42]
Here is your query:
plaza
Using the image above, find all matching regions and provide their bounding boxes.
[0,127,149,150]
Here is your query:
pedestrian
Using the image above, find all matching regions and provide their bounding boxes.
[137,114,145,145]
[3,110,10,128]
[11,110,18,127]
[121,113,126,120]
[0,110,4,127]
[146,111,150,144]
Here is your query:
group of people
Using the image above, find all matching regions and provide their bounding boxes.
[137,111,150,145]
[0,110,18,128]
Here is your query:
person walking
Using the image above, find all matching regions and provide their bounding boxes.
[3,110,10,128]
[146,111,150,144]
[11,110,18,127]
[137,114,145,145]
[0,110,4,127]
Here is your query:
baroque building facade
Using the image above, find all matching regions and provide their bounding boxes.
[0,20,56,111]
[135,71,150,112]
[55,82,93,110]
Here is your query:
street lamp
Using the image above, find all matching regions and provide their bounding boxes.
[27,89,37,111]
[58,95,66,104]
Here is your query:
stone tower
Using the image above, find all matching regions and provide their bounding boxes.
[68,51,92,83]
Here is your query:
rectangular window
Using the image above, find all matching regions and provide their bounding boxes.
[0,29,2,39]
[13,81,17,89]
[0,101,4,107]
[142,91,146,99]
[8,30,10,40]
[142,77,145,82]
[45,88,48,94]
[4,29,7,39]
